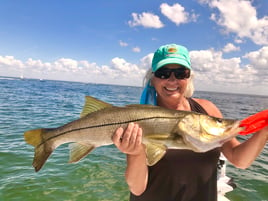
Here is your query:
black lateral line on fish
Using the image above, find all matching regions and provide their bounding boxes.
[37,116,178,148]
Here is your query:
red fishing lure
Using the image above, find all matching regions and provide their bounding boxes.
[239,109,268,135]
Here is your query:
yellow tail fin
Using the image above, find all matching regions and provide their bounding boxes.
[24,128,54,172]
[24,128,44,147]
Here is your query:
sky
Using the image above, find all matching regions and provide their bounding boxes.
[0,0,267,96]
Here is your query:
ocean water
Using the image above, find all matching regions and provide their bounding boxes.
[0,77,267,201]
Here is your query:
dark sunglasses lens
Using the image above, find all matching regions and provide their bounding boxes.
[154,69,171,79]
[174,69,190,79]
[155,68,190,79]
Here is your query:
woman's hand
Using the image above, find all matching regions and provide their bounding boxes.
[112,122,145,155]
[112,123,148,195]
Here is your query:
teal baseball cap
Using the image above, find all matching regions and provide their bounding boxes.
[152,44,191,72]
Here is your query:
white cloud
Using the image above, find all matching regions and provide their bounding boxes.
[132,47,141,53]
[160,3,198,25]
[119,40,128,47]
[1,47,267,95]
[108,57,146,85]
[190,48,258,88]
[243,46,268,72]
[203,0,268,45]
[54,58,79,72]
[188,46,268,94]
[234,38,244,44]
[128,12,164,28]
[0,56,24,68]
[243,46,268,86]
[222,43,240,53]
[110,57,136,73]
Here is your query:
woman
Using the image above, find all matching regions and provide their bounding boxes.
[112,44,268,201]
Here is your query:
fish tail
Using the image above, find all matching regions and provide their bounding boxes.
[24,128,54,172]
[24,128,45,146]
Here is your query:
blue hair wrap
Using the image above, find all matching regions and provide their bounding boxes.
[140,81,157,105]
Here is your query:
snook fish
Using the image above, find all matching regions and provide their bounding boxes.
[24,96,243,172]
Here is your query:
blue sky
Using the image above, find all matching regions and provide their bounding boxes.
[0,0,267,95]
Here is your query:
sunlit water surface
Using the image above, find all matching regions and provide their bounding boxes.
[0,77,267,201]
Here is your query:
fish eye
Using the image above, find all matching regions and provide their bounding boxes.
[216,118,223,123]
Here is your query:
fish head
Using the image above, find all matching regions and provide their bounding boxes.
[177,113,244,152]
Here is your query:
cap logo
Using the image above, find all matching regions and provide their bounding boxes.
[167,47,177,53]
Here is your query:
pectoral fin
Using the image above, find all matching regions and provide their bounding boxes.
[145,142,167,166]
[68,142,95,163]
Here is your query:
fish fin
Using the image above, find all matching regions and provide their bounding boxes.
[144,142,167,166]
[24,128,44,146]
[24,128,54,172]
[68,142,95,163]
[80,96,113,118]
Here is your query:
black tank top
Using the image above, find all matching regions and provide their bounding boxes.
[130,98,220,201]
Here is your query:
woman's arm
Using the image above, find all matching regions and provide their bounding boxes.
[112,123,148,195]
[221,127,268,169]
[197,98,268,169]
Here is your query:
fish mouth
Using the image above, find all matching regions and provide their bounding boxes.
[199,120,242,144]
[216,121,244,145]
[185,120,243,152]
[225,120,243,135]
[203,120,242,137]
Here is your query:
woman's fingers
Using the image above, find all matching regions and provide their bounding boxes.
[135,126,143,148]
[112,123,144,155]
[121,123,135,146]
[112,127,124,147]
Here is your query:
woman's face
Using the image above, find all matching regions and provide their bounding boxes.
[151,64,189,105]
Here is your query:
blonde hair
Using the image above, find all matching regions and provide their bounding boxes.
[142,69,195,98]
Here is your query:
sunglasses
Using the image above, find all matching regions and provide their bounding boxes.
[154,67,191,79]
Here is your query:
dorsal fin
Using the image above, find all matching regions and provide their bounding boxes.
[80,96,113,118]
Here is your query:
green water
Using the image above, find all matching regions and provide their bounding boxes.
[0,77,267,201]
